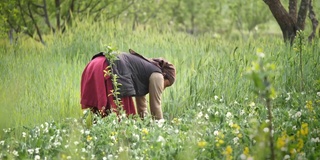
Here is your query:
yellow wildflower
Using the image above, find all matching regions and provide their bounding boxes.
[297,138,304,152]
[61,154,67,160]
[237,133,243,138]
[232,124,240,130]
[172,118,181,124]
[243,147,249,156]
[276,132,288,149]
[305,101,313,112]
[197,141,207,148]
[219,139,224,144]
[300,123,308,136]
[142,128,149,135]
[224,145,233,155]
[87,135,92,141]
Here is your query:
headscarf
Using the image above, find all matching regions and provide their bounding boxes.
[129,49,176,86]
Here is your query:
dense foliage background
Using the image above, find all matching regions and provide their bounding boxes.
[1,0,319,43]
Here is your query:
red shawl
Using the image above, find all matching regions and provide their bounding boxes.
[80,56,136,116]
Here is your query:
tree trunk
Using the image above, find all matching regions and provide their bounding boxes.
[289,0,297,22]
[55,0,61,31]
[308,0,319,41]
[263,0,297,44]
[296,0,310,30]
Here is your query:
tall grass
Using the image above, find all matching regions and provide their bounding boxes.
[0,18,319,140]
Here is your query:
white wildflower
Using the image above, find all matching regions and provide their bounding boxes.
[285,93,291,101]
[283,155,290,159]
[0,141,4,146]
[311,137,320,143]
[35,148,40,154]
[53,141,61,147]
[249,102,255,107]
[257,52,265,58]
[215,111,219,115]
[133,134,140,141]
[295,111,301,118]
[34,155,40,160]
[248,157,254,160]
[214,95,219,100]
[263,127,269,133]
[85,130,90,135]
[240,110,245,115]
[22,132,26,138]
[214,131,219,136]
[204,114,209,120]
[197,112,203,119]
[67,156,72,159]
[119,147,124,152]
[74,141,79,145]
[292,126,297,130]
[27,149,34,154]
[228,121,233,127]
[240,154,246,160]
[12,150,19,156]
[233,137,239,144]
[317,92,320,97]
[157,136,165,143]
[226,112,232,118]
[156,119,165,127]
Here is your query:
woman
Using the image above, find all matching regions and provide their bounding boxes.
[80,49,176,120]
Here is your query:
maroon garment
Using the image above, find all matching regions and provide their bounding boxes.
[80,56,136,116]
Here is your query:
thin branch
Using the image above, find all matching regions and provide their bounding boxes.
[17,0,33,37]
[43,0,55,33]
[27,2,45,44]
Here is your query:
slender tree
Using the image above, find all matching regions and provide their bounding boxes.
[263,0,319,44]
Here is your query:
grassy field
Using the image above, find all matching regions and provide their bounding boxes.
[0,20,319,159]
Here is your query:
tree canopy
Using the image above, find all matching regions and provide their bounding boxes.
[0,0,319,44]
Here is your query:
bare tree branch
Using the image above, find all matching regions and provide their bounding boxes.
[17,0,33,37]
[43,0,55,33]
[27,2,45,44]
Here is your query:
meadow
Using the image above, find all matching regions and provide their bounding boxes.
[0,19,319,159]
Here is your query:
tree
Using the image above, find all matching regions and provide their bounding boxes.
[263,0,319,44]
[0,0,134,44]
